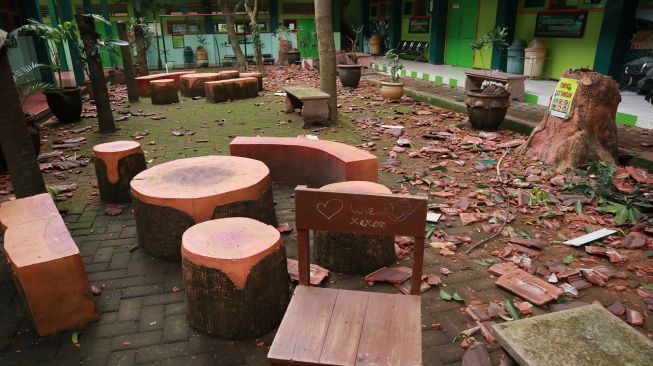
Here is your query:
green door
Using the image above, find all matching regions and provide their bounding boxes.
[297,19,319,59]
[445,0,479,68]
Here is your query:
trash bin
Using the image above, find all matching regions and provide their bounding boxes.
[370,33,381,56]
[523,39,546,78]
[184,46,195,67]
[507,39,527,75]
[196,46,208,67]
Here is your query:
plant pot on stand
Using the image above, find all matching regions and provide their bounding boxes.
[338,64,362,88]
[44,87,83,123]
[285,50,300,64]
[380,81,404,101]
[465,89,510,131]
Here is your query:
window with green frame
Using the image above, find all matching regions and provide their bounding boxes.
[549,0,580,10]
[403,1,413,16]
[520,0,546,11]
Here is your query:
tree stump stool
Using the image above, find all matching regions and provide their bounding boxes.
[239,72,263,91]
[205,77,259,103]
[181,217,289,339]
[314,181,396,274]
[217,70,240,80]
[93,141,146,203]
[180,73,221,98]
[150,79,179,104]
[130,156,277,261]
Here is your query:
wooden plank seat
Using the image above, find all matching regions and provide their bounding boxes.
[205,77,259,103]
[0,193,98,336]
[150,79,179,104]
[135,71,195,97]
[283,85,330,128]
[239,72,263,91]
[464,69,528,102]
[267,186,428,366]
[93,141,146,203]
[314,181,395,274]
[130,156,277,261]
[179,72,222,98]
[229,136,378,187]
[181,217,289,339]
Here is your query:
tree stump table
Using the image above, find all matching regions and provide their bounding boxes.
[180,73,221,98]
[205,77,259,103]
[181,217,289,339]
[93,141,146,203]
[313,181,396,274]
[150,79,179,104]
[130,156,277,261]
[239,72,263,91]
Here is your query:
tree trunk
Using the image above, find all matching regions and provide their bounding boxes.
[221,1,247,67]
[244,0,265,75]
[76,14,117,133]
[517,69,619,173]
[0,46,46,198]
[134,22,149,76]
[117,22,139,103]
[315,0,338,122]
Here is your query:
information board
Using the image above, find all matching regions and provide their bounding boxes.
[535,11,588,38]
[549,78,579,119]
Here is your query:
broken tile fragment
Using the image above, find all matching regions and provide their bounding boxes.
[287,259,329,286]
[626,309,644,326]
[495,269,563,306]
[607,301,626,316]
[364,266,412,284]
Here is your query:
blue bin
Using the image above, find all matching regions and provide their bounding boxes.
[507,39,527,75]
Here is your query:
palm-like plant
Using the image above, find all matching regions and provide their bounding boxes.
[12,62,52,111]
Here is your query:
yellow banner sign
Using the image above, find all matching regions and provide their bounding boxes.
[549,78,579,120]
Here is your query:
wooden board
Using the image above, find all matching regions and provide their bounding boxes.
[319,291,370,365]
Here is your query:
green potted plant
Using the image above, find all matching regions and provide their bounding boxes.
[466,27,510,130]
[380,49,404,101]
[12,19,82,123]
[338,25,364,88]
[275,25,299,64]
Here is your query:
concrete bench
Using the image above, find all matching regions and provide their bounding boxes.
[284,85,330,128]
[229,136,378,187]
[205,77,259,103]
[0,193,97,336]
[135,71,195,97]
[464,70,528,102]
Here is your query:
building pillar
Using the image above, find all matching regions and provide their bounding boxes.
[270,0,279,31]
[100,0,116,68]
[203,0,214,33]
[429,0,447,64]
[594,0,638,79]
[83,0,93,13]
[21,0,54,83]
[360,0,370,50]
[491,0,518,71]
[132,0,142,18]
[46,0,69,71]
[60,0,85,86]
[332,0,341,33]
[388,0,401,49]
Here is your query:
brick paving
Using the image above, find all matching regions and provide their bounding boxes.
[0,75,651,366]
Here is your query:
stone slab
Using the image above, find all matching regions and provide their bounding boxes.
[493,304,653,366]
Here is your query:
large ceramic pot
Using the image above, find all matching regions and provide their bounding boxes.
[380,81,404,101]
[285,50,300,64]
[338,64,362,88]
[465,89,511,131]
[43,87,83,123]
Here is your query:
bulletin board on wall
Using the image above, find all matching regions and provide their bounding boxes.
[172,35,185,48]
[408,18,429,33]
[534,11,588,37]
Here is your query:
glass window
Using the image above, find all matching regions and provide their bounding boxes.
[413,0,428,16]
[403,1,413,16]
[171,23,187,35]
[549,0,580,10]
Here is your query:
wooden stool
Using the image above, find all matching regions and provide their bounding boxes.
[314,181,395,274]
[239,72,263,91]
[205,77,259,103]
[150,79,179,104]
[180,73,221,98]
[130,156,277,261]
[217,70,240,80]
[93,141,146,203]
[182,217,289,339]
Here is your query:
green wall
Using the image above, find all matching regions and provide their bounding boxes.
[514,10,605,79]
[473,0,498,69]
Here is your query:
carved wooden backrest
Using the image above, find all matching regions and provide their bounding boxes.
[294,185,428,295]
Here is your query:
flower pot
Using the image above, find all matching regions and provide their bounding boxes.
[43,87,83,123]
[465,89,511,131]
[338,64,362,88]
[285,51,300,64]
[380,81,404,101]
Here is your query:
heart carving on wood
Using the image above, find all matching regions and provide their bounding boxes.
[316,199,344,221]
[384,201,416,222]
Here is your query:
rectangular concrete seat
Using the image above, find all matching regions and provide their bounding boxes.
[0,194,97,336]
[284,85,330,128]
[135,71,196,97]
[464,69,527,102]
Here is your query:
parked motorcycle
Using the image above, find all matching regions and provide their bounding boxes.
[619,56,653,95]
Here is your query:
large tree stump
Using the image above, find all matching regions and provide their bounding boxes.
[150,79,179,104]
[205,78,258,103]
[180,73,221,98]
[314,181,396,274]
[239,72,263,91]
[130,156,277,261]
[517,69,620,172]
[93,141,146,203]
[181,217,289,339]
